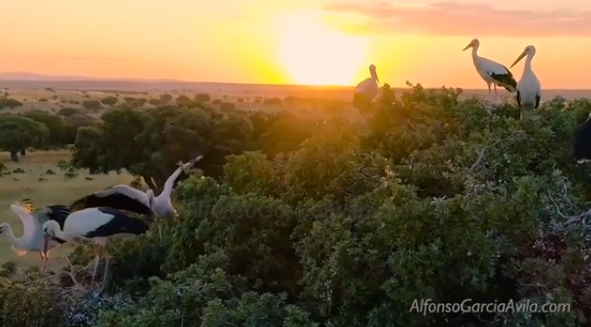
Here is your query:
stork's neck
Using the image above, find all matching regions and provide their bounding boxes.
[370,70,377,81]
[1,225,26,248]
[523,55,534,72]
[470,46,480,64]
[48,221,69,242]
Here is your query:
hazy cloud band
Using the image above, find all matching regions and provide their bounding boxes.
[323,2,591,37]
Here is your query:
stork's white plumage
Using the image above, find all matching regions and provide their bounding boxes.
[353,64,379,111]
[42,207,149,292]
[0,202,70,272]
[70,155,202,217]
[69,155,203,239]
[510,45,541,119]
[463,38,517,100]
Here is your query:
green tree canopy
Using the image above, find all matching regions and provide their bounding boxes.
[71,105,253,190]
[8,84,591,327]
[22,110,67,148]
[0,115,49,161]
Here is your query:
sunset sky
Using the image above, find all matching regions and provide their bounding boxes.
[1,0,591,88]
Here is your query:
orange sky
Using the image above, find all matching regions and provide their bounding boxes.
[1,0,591,88]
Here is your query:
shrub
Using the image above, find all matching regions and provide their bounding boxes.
[195,93,211,102]
[6,83,591,327]
[81,100,102,110]
[58,107,82,117]
[100,96,118,106]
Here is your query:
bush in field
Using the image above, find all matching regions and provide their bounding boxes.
[81,100,103,110]
[7,83,591,327]
[100,96,118,106]
[195,93,211,102]
[0,97,23,109]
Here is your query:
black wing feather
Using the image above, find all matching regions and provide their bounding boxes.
[38,204,70,244]
[83,207,149,238]
[489,66,517,92]
[574,118,591,161]
[45,204,71,229]
[69,192,152,216]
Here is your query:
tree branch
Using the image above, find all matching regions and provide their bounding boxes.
[547,182,591,226]
[467,132,518,174]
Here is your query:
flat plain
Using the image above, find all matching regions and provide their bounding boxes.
[0,78,588,270]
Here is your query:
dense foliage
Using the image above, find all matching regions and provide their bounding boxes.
[3,84,591,326]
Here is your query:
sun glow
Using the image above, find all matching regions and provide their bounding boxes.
[276,11,368,86]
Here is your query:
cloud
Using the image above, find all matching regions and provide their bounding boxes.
[323,2,591,37]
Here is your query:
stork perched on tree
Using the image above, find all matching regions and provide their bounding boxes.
[353,64,379,112]
[42,207,149,292]
[69,155,203,239]
[463,38,517,101]
[510,45,541,120]
[0,201,70,272]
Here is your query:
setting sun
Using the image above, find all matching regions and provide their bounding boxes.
[275,11,368,86]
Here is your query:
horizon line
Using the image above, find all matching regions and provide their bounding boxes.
[0,72,590,90]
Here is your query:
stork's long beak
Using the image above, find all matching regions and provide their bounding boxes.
[462,43,472,51]
[43,235,49,254]
[511,51,527,68]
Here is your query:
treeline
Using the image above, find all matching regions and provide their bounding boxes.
[5,84,591,326]
[0,110,94,161]
[0,98,321,171]
[70,102,321,191]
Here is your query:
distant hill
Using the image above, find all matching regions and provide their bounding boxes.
[0,72,588,102]
[0,71,185,83]
[0,72,356,94]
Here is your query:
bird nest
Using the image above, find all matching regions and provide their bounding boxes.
[22,259,135,327]
[33,258,103,299]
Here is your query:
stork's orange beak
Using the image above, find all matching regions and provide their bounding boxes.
[510,51,527,68]
[43,235,49,254]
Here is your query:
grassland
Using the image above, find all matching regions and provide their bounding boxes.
[0,80,586,271]
[0,150,133,270]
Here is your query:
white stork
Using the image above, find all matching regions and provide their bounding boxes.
[463,38,517,101]
[510,45,541,119]
[0,202,70,272]
[42,207,149,292]
[353,64,379,111]
[69,155,203,238]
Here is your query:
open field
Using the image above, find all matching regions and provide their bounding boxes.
[0,78,589,270]
[0,150,133,270]
[0,79,590,119]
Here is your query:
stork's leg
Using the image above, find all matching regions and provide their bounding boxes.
[159,223,163,242]
[99,249,110,293]
[42,252,48,274]
[39,252,46,274]
[89,243,101,288]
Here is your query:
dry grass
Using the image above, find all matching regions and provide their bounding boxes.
[0,82,585,270]
[0,150,133,270]
[1,85,585,123]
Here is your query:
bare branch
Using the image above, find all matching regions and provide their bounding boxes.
[468,148,487,174]
[546,178,591,226]
[467,132,518,173]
